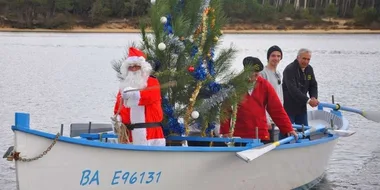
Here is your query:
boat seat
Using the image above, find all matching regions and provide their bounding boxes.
[69,122,113,137]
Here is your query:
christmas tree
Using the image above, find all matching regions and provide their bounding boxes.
[112,0,254,139]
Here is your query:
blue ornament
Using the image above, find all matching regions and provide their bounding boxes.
[191,46,198,57]
[164,14,173,34]
[192,59,207,81]
[208,82,221,94]
[205,122,216,137]
[162,97,185,135]
[207,59,216,76]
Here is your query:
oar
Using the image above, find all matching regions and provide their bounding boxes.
[291,124,356,137]
[319,102,380,123]
[328,129,356,137]
[123,81,177,93]
[236,124,327,163]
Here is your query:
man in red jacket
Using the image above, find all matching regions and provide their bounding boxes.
[220,56,298,143]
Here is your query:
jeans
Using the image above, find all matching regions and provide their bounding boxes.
[288,112,309,126]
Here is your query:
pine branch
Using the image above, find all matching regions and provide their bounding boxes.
[213,45,238,79]
[183,0,204,36]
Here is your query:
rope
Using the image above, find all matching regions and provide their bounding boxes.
[111,98,131,144]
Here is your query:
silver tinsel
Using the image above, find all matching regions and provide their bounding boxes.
[144,34,156,57]
[201,0,211,14]
[166,34,185,52]
[190,0,211,35]
[164,34,185,66]
[198,86,234,114]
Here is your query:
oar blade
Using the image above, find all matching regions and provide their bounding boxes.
[236,143,277,162]
[319,102,380,123]
[330,130,356,137]
[363,111,380,123]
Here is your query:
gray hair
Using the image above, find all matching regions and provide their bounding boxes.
[297,48,312,57]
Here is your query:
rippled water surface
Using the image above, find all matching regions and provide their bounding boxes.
[1,32,380,190]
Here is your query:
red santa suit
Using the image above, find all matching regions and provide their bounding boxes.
[220,76,293,141]
[114,47,165,146]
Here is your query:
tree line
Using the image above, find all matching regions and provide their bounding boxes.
[0,0,379,29]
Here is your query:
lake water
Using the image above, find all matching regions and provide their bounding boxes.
[1,32,380,190]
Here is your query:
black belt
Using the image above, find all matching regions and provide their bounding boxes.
[124,122,163,130]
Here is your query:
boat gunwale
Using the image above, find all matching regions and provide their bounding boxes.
[11,125,339,152]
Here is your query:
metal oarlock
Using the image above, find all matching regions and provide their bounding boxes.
[60,124,64,136]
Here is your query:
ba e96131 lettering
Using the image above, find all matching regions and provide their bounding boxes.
[80,169,162,186]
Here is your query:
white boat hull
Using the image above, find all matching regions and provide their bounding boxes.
[13,129,338,190]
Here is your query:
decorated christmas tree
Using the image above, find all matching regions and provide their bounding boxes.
[112,0,253,139]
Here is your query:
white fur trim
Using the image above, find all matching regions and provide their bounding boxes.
[131,128,148,145]
[130,106,145,123]
[126,56,146,63]
[130,106,148,145]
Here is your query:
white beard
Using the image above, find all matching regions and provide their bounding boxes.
[119,70,150,92]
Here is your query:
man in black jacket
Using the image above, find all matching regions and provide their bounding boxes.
[282,48,319,126]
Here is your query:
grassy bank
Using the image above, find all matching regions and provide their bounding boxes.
[1,27,380,34]
[1,18,380,34]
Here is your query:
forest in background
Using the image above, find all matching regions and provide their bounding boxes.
[0,0,379,30]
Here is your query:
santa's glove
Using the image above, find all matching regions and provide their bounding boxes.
[122,87,140,99]
[122,87,140,107]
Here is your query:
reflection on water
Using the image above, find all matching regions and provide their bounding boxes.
[0,32,380,190]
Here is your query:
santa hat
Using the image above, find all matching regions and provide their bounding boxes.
[120,47,153,78]
[127,47,147,60]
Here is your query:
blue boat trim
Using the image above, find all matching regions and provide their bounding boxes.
[80,133,261,144]
[11,126,338,152]
[292,124,311,130]
[12,125,259,152]
[11,112,339,152]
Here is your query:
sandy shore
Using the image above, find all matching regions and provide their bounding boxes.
[1,27,380,34]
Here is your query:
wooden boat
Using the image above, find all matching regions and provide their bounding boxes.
[4,102,373,190]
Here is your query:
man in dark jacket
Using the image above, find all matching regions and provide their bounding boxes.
[282,48,319,126]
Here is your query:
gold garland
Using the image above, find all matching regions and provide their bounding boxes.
[193,7,216,48]
[183,6,212,135]
[228,103,238,138]
[209,129,214,147]
[184,81,203,136]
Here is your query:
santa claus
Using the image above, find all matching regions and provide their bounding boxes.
[113,47,165,146]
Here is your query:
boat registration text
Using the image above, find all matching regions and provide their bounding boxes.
[80,169,162,186]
